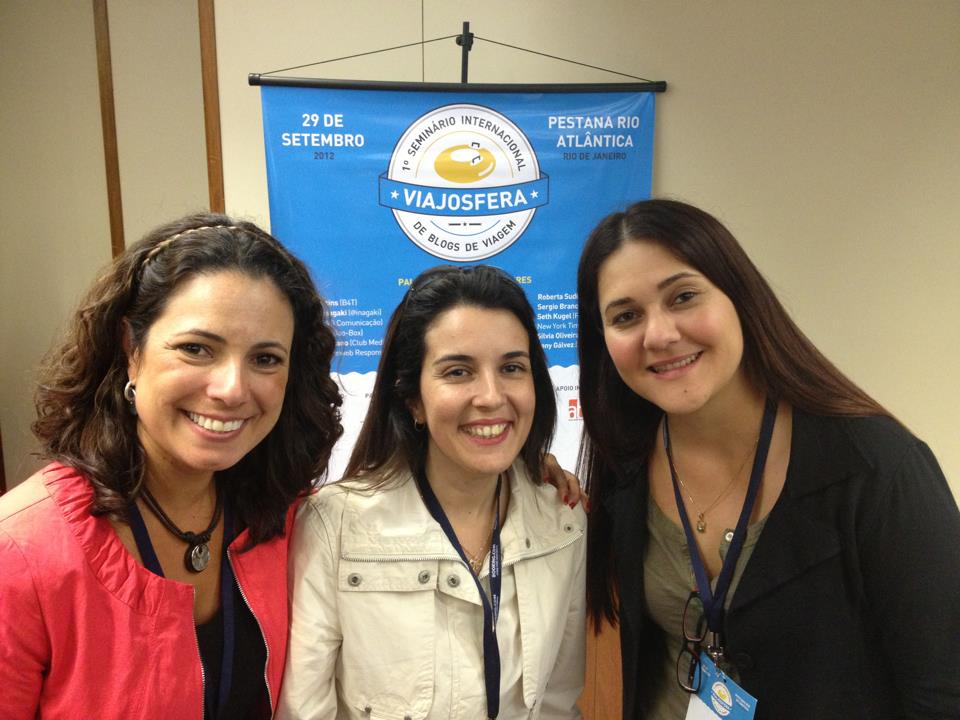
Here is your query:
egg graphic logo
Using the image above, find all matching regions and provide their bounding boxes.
[709,682,733,716]
[434,143,496,183]
[380,104,549,261]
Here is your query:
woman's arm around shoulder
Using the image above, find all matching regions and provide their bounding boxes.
[276,485,350,720]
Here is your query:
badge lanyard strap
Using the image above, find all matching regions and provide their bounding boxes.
[415,470,503,720]
[664,397,777,632]
[128,495,237,719]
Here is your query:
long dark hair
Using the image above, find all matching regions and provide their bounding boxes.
[33,213,343,547]
[577,199,889,626]
[345,264,556,485]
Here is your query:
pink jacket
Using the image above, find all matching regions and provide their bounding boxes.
[0,463,293,719]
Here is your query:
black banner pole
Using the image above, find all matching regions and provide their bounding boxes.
[456,21,474,83]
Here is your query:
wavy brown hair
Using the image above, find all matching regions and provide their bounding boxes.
[33,213,343,547]
[577,199,890,627]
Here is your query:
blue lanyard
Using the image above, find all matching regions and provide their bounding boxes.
[664,398,777,634]
[415,470,503,720]
[127,497,236,719]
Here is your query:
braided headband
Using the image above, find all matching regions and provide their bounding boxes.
[142,225,242,266]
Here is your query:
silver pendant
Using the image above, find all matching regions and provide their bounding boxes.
[186,542,211,573]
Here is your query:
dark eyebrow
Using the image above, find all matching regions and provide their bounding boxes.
[602,272,701,315]
[657,271,699,290]
[602,297,633,315]
[174,330,289,354]
[175,329,226,343]
[432,350,529,365]
[251,341,290,355]
[432,353,472,366]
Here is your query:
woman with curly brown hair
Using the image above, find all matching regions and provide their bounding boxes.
[0,214,343,720]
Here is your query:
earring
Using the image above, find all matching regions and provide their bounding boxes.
[123,380,138,416]
[414,419,425,431]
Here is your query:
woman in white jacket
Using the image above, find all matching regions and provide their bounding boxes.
[279,265,586,720]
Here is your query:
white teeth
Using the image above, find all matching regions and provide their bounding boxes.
[652,353,701,373]
[464,423,508,438]
[188,412,244,433]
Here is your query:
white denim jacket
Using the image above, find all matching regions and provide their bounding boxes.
[278,461,586,720]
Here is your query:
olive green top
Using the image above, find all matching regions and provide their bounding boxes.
[643,498,767,720]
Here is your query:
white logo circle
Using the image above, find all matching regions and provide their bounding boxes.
[710,681,733,716]
[386,104,542,261]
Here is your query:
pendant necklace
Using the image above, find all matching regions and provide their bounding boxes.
[139,483,223,572]
[456,473,502,575]
[465,539,491,574]
[664,430,758,534]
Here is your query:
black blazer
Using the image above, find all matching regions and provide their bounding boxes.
[604,410,960,720]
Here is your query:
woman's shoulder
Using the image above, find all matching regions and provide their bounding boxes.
[298,472,418,527]
[511,462,587,534]
[795,410,926,468]
[0,464,96,587]
[0,463,86,529]
[790,410,951,507]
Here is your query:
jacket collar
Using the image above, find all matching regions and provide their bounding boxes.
[338,461,580,567]
[729,410,871,612]
[781,408,871,498]
[44,462,282,616]
[43,463,182,615]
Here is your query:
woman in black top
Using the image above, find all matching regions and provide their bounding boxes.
[576,199,960,719]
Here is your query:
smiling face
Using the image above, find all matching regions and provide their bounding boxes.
[126,271,294,484]
[597,239,749,418]
[410,305,536,486]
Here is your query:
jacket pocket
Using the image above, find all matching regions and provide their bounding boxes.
[337,559,438,719]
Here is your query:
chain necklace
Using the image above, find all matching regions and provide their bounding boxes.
[455,472,503,575]
[664,429,758,534]
[139,483,223,572]
[465,539,491,574]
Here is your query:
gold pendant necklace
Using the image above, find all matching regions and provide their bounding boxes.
[459,472,503,574]
[465,541,490,574]
[670,439,758,534]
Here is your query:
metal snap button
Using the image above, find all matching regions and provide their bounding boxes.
[363,706,372,715]
[347,573,362,587]
[447,574,461,587]
[418,570,431,584]
[563,523,574,533]
[724,530,735,543]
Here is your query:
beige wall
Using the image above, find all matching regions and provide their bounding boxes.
[1,1,112,484]
[0,1,208,487]
[216,0,959,492]
[110,0,209,243]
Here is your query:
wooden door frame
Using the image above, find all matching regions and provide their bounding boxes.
[93,0,225,257]
[93,0,125,257]
[198,0,225,213]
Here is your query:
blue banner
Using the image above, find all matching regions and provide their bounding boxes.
[259,84,656,374]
